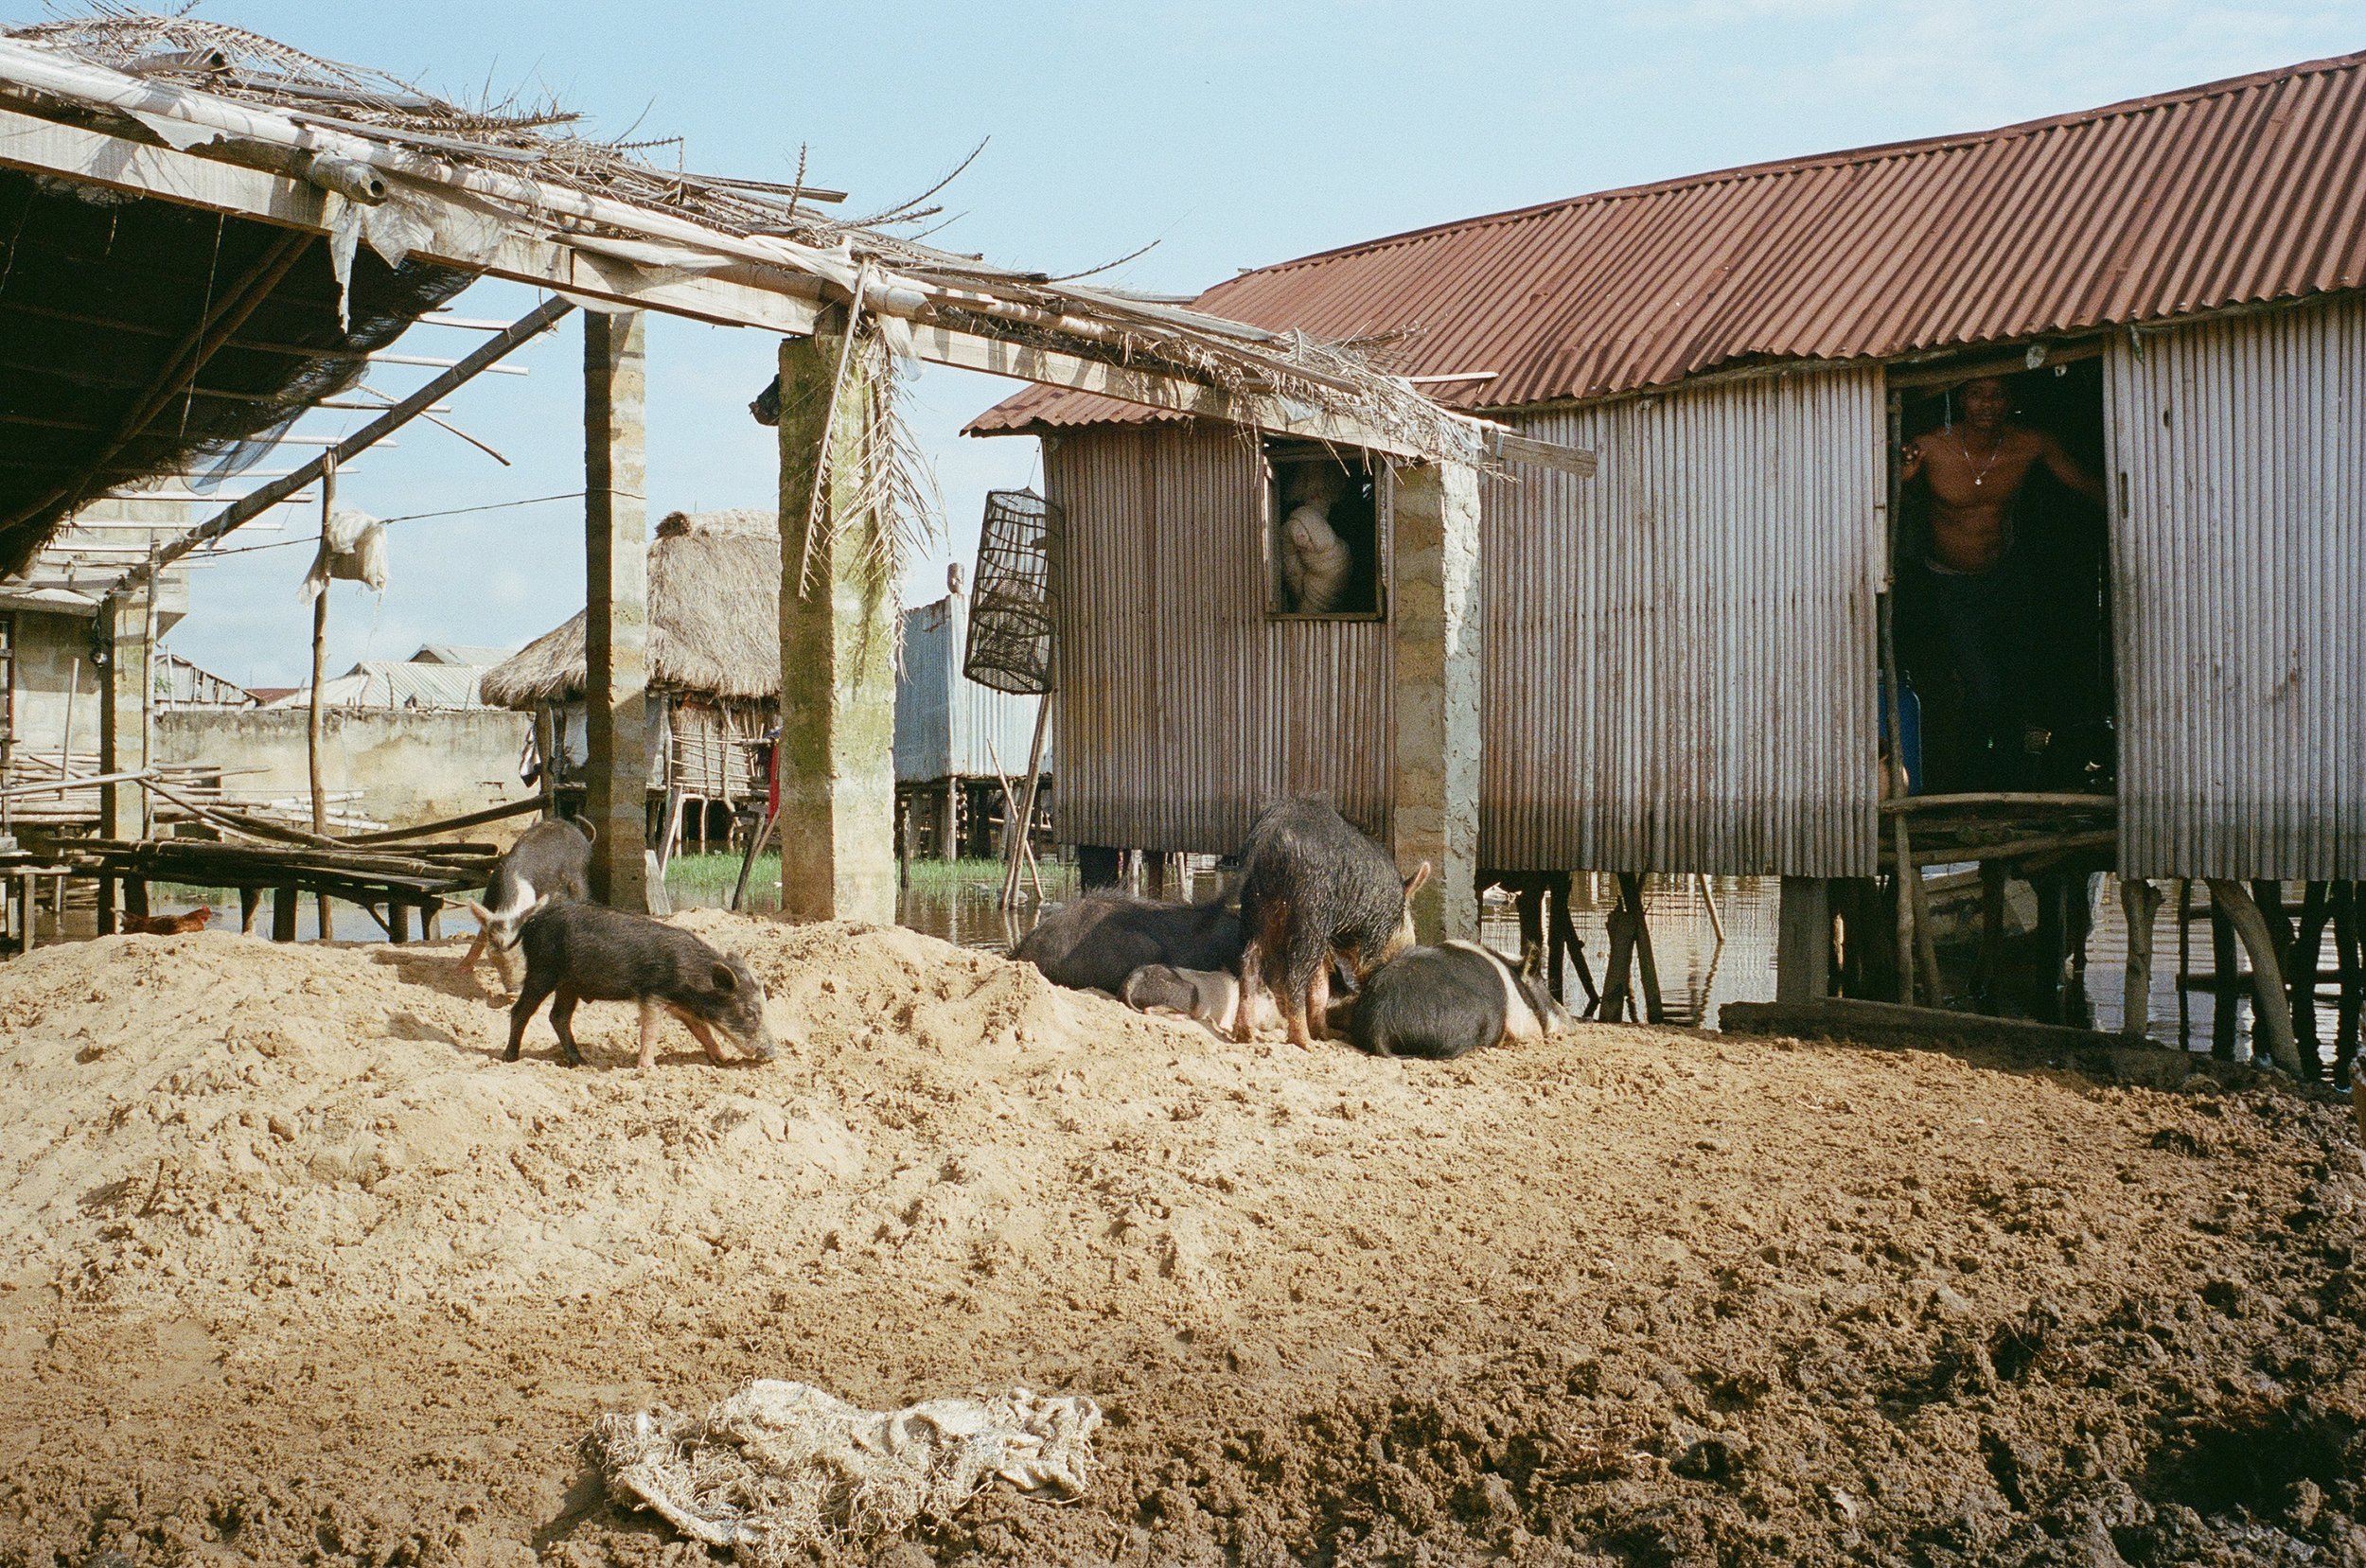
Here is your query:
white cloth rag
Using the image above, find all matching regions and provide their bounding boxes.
[592,1379,1101,1561]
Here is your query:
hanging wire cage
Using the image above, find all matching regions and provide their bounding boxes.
[962,488,1057,696]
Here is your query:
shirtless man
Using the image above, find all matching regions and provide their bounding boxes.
[1900,376,2103,785]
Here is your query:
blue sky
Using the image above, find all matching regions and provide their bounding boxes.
[20,0,2360,687]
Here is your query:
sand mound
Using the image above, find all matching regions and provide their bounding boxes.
[2,913,2361,1566]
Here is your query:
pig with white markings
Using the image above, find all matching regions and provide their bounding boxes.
[1344,942,1572,1061]
[462,817,593,990]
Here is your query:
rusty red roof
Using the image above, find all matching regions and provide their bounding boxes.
[972,50,2366,433]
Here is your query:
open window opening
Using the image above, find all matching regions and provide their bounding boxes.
[1891,354,2114,796]
[1264,438,1384,619]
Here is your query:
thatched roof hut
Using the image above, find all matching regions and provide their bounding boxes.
[481,510,778,709]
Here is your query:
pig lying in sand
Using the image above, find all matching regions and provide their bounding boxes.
[504,902,776,1069]
[1015,892,1246,995]
[1345,941,1573,1061]
[1120,963,1280,1037]
[464,817,593,989]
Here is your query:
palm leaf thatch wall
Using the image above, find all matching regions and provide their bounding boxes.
[483,508,779,802]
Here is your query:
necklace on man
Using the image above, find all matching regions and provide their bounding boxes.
[1955,431,2004,487]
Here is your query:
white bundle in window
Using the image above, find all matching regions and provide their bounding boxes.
[300,508,389,600]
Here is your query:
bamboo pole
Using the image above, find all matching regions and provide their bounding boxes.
[1881,791,2117,815]
[309,457,335,940]
[998,698,1051,910]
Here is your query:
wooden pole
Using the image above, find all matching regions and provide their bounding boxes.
[729,803,779,913]
[1978,862,2008,1011]
[1601,890,1638,1024]
[998,698,1051,910]
[1696,872,1725,943]
[1550,880,1598,1011]
[2209,878,2303,1073]
[2119,877,2163,1039]
[2289,881,2329,1075]
[1774,876,1830,1004]
[2209,893,2240,1059]
[1879,389,1925,1006]
[309,457,335,941]
[2333,883,2361,1088]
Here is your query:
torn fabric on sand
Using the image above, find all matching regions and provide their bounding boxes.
[590,1380,1102,1561]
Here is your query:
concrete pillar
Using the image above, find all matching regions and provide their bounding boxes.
[583,310,651,911]
[1389,460,1481,943]
[97,589,147,840]
[776,326,897,924]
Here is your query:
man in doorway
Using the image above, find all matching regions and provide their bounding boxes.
[1900,375,2104,788]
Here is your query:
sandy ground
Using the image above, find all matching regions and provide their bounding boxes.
[0,912,2360,1568]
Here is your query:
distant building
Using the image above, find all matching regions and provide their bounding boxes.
[895,587,1051,861]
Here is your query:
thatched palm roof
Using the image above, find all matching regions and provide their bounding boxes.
[480,510,778,709]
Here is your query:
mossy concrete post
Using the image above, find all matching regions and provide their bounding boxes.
[95,587,149,933]
[583,309,651,912]
[776,326,897,925]
[1390,459,1481,943]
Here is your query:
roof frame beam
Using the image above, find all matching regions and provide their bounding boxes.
[0,226,309,534]
[0,100,1463,462]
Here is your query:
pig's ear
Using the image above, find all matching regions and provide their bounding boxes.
[710,962,738,994]
[1519,941,1543,978]
[1403,861,1433,898]
[463,900,492,925]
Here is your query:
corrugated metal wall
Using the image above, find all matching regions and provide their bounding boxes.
[896,593,1053,784]
[2108,297,2366,878]
[1047,427,1393,851]
[1485,370,1883,874]
[1047,368,1883,872]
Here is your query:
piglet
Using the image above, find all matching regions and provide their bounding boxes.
[504,901,776,1069]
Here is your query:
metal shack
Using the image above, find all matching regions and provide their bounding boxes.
[971,54,2366,1041]
[894,581,1051,861]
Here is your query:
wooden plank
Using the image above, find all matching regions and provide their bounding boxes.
[1721,996,2128,1054]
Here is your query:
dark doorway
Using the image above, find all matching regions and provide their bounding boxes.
[1893,357,2114,795]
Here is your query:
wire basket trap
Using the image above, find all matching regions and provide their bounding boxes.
[962,488,1057,696]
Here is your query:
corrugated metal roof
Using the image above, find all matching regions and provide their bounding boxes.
[972,50,2366,432]
[266,660,489,710]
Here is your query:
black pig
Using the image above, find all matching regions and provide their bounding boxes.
[1347,941,1572,1060]
[1233,797,1427,1048]
[504,902,775,1069]
[1015,892,1246,994]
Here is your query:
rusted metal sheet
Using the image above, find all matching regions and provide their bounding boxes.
[976,51,2366,435]
[1047,427,1392,853]
[1483,369,1884,874]
[2107,297,2366,878]
[1047,367,1882,873]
